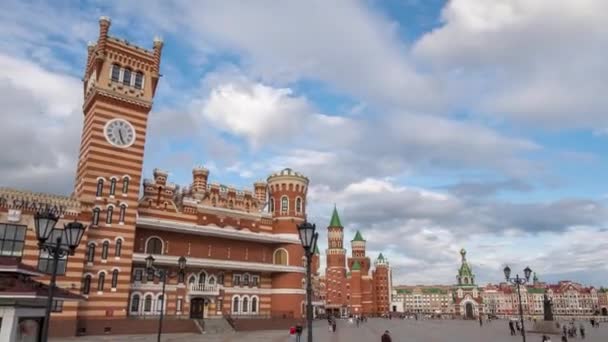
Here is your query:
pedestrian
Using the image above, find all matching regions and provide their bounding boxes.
[561,333,568,342]
[479,315,483,327]
[509,321,516,336]
[516,321,520,331]
[356,317,360,327]
[332,320,336,333]
[381,330,392,342]
[580,324,585,339]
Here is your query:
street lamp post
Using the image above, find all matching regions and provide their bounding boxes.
[297,221,318,342]
[146,255,186,342]
[504,265,532,342]
[34,211,87,342]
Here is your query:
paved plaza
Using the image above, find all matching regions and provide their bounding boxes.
[51,318,608,341]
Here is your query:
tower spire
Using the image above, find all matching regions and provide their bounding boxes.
[329,205,342,227]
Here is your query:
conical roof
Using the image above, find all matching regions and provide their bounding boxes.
[352,260,361,271]
[313,242,320,255]
[329,205,342,227]
[352,230,365,241]
[377,253,385,261]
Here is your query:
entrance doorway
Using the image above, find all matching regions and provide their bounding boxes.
[465,303,474,319]
[190,298,205,319]
[602,307,608,316]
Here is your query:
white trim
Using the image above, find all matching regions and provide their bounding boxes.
[144,236,164,254]
[114,236,125,242]
[103,118,137,148]
[96,176,107,182]
[132,253,305,274]
[223,288,306,295]
[122,174,132,180]
[280,196,289,213]
[137,217,300,244]
[273,248,289,265]
[0,266,42,276]
[131,283,179,291]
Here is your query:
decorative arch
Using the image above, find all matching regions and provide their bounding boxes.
[295,197,303,213]
[273,248,289,265]
[145,236,164,255]
[242,295,249,313]
[280,196,289,213]
[130,291,142,315]
[251,295,259,314]
[232,295,241,314]
[143,292,154,313]
[208,275,216,285]
[198,270,208,284]
[156,292,165,313]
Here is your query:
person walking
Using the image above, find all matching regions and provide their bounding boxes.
[561,333,568,342]
[381,330,392,342]
[332,320,337,333]
[509,320,516,336]
[580,323,585,339]
[479,315,483,327]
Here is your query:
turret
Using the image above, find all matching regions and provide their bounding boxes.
[457,248,475,286]
[374,253,389,268]
[351,230,366,258]
[97,16,111,56]
[254,181,267,205]
[266,168,308,225]
[192,167,209,195]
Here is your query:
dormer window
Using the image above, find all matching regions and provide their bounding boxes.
[134,72,144,89]
[111,64,121,82]
[123,68,132,86]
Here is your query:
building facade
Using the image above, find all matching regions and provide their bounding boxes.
[0,17,315,337]
[392,286,451,314]
[323,207,391,317]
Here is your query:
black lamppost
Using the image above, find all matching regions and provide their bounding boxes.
[34,211,86,342]
[297,221,318,342]
[504,265,532,342]
[146,255,186,342]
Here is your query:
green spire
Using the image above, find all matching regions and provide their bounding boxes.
[313,242,320,255]
[352,260,361,271]
[377,253,385,261]
[329,205,342,227]
[533,272,539,282]
[352,230,365,242]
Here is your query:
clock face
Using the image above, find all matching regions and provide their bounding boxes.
[104,119,136,148]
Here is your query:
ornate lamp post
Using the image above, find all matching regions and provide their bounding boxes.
[297,221,318,342]
[146,255,186,342]
[504,265,532,342]
[34,211,86,342]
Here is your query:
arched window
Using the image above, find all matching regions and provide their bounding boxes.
[122,177,129,193]
[188,275,196,285]
[86,243,95,263]
[130,294,140,314]
[208,276,215,285]
[119,204,127,223]
[123,68,132,86]
[144,295,153,312]
[109,178,117,196]
[269,198,274,213]
[101,241,109,260]
[111,64,121,82]
[232,297,239,314]
[296,197,302,213]
[273,249,288,265]
[98,272,106,292]
[115,239,122,257]
[251,297,258,313]
[243,274,250,286]
[281,196,288,213]
[145,237,163,254]
[156,294,164,313]
[242,297,249,313]
[111,269,119,288]
[228,200,234,209]
[96,179,104,197]
[106,206,113,224]
[92,208,100,226]
[218,272,224,285]
[198,272,206,284]
[134,72,144,89]
[82,275,91,294]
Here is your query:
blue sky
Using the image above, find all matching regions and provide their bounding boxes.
[1,0,608,286]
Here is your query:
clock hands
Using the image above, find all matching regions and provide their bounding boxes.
[118,129,126,145]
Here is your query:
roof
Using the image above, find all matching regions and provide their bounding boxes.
[313,242,320,255]
[377,253,385,261]
[329,206,342,227]
[352,260,361,271]
[0,257,44,277]
[0,275,84,301]
[352,230,364,241]
[527,287,546,294]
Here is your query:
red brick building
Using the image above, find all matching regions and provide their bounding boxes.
[0,17,313,337]
[324,207,391,317]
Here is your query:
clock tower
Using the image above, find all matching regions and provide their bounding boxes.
[74,16,162,321]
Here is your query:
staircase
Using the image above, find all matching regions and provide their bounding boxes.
[197,317,235,334]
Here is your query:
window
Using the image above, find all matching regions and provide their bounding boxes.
[106,206,113,224]
[178,271,185,284]
[242,297,249,313]
[131,294,140,313]
[109,178,116,196]
[0,223,26,256]
[115,239,122,257]
[188,275,196,285]
[208,276,215,285]
[251,297,258,313]
[119,204,126,223]
[146,237,163,254]
[101,241,109,260]
[228,200,234,209]
[111,64,121,82]
[82,275,91,294]
[92,208,100,226]
[38,230,67,275]
[156,295,164,313]
[269,198,274,212]
[296,197,302,213]
[147,269,155,282]
[134,269,143,282]
[96,179,104,197]
[123,68,132,86]
[273,249,288,265]
[281,196,288,213]
[51,300,64,313]
[111,269,119,288]
[243,274,250,286]
[122,177,129,193]
[176,298,183,312]
[233,275,241,286]
[198,272,206,285]
[232,297,239,314]
[218,272,224,285]
[144,295,153,312]
[98,272,106,292]
[252,276,259,287]
[134,72,144,89]
[86,243,95,263]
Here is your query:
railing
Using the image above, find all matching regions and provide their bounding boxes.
[190,283,220,293]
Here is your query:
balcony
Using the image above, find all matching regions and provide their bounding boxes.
[189,283,220,296]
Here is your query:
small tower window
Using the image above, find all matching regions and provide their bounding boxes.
[269,198,274,213]
[134,72,144,89]
[98,272,106,292]
[122,177,129,193]
[123,68,132,86]
[82,275,91,295]
[119,204,126,223]
[96,179,104,197]
[281,196,288,213]
[109,178,116,196]
[86,243,95,263]
[111,269,119,288]
[92,208,100,226]
[111,64,121,82]
[115,239,122,257]
[101,241,109,260]
[106,206,113,224]
[296,197,302,213]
